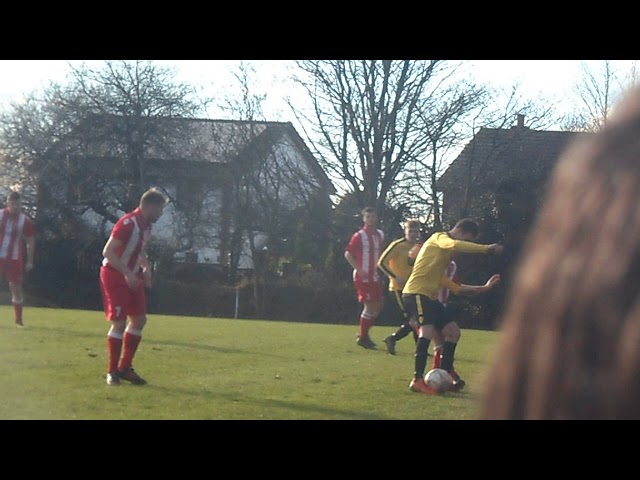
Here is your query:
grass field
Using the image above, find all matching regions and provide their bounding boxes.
[0,306,500,420]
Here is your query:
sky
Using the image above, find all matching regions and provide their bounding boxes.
[1,60,638,125]
[0,60,632,109]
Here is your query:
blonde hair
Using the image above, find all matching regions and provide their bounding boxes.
[140,188,167,207]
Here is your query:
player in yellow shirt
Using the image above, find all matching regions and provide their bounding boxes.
[377,219,422,354]
[402,218,503,395]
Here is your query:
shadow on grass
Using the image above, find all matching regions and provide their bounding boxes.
[145,383,388,420]
[453,356,491,366]
[143,339,290,359]
[16,324,290,359]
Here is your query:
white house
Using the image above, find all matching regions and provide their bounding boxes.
[39,115,335,272]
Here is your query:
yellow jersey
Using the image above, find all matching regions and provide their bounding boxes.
[403,231,490,300]
[377,237,415,291]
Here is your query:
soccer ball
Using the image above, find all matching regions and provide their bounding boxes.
[424,368,452,393]
[408,243,423,266]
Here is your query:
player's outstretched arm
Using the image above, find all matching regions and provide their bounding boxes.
[445,274,501,297]
[483,274,501,289]
[437,234,503,255]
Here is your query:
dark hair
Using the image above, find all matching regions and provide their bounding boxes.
[361,207,377,216]
[140,188,167,207]
[405,219,421,229]
[7,191,21,202]
[480,85,640,420]
[453,218,479,237]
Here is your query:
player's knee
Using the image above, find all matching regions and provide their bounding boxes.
[443,322,461,342]
[420,324,436,340]
[129,315,147,330]
[109,320,126,334]
[373,301,384,315]
[363,303,380,317]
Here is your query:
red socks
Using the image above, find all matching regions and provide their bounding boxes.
[432,344,443,369]
[107,335,123,373]
[13,302,23,323]
[359,314,375,338]
[118,330,142,371]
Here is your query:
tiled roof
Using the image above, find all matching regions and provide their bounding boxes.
[437,125,588,192]
[435,123,594,227]
[56,115,334,193]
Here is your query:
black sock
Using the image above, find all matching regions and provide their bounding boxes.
[412,329,419,343]
[440,341,458,373]
[414,337,431,379]
[392,323,413,341]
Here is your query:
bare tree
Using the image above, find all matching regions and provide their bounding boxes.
[62,61,207,211]
[291,60,455,215]
[0,61,206,228]
[0,60,209,299]
[626,60,640,86]
[216,62,330,316]
[562,61,618,132]
[289,60,552,234]
[390,79,486,229]
[561,61,640,132]
[216,61,266,283]
[381,78,559,229]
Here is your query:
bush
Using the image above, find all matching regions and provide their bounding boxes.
[21,254,499,329]
[149,279,240,318]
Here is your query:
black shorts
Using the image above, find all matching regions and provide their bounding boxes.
[402,293,451,330]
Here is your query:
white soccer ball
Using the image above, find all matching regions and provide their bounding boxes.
[424,368,452,394]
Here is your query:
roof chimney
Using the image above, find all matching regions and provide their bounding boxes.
[517,114,525,128]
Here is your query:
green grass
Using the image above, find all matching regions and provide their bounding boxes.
[0,306,499,420]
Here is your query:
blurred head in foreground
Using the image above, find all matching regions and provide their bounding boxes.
[480,86,640,420]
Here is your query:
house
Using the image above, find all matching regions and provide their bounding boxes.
[37,115,335,273]
[434,114,594,329]
[437,114,589,228]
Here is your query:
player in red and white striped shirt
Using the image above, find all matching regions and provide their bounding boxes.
[0,191,35,327]
[344,207,385,349]
[431,258,460,371]
[429,256,501,392]
[100,188,167,386]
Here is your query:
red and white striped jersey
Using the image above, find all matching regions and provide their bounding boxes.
[437,260,459,306]
[345,226,384,283]
[0,209,35,261]
[102,207,151,273]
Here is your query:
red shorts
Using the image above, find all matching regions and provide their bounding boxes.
[100,266,146,321]
[0,258,23,283]
[354,280,383,304]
